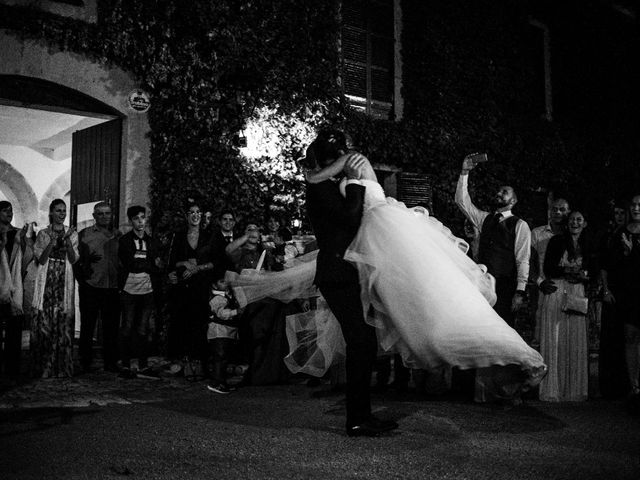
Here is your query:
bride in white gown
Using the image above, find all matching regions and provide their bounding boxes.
[305,153,545,384]
[226,146,546,391]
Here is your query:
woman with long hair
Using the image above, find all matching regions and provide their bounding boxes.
[539,210,593,401]
[30,199,78,378]
[166,199,216,375]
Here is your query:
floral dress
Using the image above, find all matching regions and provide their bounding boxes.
[30,227,78,378]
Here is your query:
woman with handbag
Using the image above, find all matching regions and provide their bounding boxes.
[539,210,593,401]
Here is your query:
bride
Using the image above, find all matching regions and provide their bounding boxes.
[227,131,546,392]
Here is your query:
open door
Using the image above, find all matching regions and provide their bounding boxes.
[70,118,122,227]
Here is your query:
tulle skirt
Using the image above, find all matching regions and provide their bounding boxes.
[344,198,545,384]
[226,199,546,386]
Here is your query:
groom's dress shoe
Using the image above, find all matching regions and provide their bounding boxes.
[347,417,399,437]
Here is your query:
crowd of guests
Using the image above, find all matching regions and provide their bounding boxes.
[0,197,305,395]
[453,154,639,409]
[1,175,640,412]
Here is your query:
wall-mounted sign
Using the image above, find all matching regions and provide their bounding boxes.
[127,89,150,113]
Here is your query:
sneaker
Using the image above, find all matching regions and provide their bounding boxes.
[118,368,137,379]
[234,364,249,376]
[206,383,231,394]
[138,367,160,379]
[167,363,183,375]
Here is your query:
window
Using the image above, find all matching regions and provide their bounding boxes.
[527,19,553,121]
[341,0,402,120]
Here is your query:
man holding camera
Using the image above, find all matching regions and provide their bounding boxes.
[455,154,531,327]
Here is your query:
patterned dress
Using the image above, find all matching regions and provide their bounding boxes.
[31,228,77,378]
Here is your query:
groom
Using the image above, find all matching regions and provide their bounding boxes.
[305,130,398,437]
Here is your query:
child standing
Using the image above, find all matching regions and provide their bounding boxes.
[206,278,241,394]
[118,206,162,378]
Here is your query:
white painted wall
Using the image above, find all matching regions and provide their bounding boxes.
[0,29,152,226]
[0,145,70,226]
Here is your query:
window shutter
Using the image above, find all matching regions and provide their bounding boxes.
[397,172,433,210]
[342,0,395,117]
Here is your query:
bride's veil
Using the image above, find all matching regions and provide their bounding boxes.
[224,251,319,308]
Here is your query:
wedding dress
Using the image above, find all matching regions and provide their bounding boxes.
[227,179,546,385]
[344,179,545,382]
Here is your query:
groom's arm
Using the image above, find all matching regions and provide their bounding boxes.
[343,182,366,230]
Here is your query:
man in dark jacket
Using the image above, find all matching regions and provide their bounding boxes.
[305,130,397,437]
[118,205,162,378]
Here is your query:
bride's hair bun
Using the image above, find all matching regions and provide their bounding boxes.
[306,129,348,167]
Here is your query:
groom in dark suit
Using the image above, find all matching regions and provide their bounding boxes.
[305,130,398,437]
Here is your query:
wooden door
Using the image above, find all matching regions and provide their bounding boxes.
[70,118,122,227]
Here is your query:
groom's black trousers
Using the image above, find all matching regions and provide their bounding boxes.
[319,281,378,428]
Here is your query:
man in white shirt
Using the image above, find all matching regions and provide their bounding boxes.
[455,154,531,327]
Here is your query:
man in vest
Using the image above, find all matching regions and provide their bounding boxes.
[455,154,531,327]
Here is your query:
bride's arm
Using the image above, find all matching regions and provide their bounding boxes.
[304,154,350,184]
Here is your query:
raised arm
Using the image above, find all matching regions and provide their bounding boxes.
[455,155,487,228]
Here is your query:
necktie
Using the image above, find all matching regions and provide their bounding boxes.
[485,212,502,231]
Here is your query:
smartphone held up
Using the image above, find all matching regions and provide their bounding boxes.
[469,152,488,164]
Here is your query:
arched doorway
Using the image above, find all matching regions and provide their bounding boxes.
[0,75,123,228]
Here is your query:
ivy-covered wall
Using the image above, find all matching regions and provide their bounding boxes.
[345,0,639,229]
[344,0,589,230]
[1,0,636,236]
[0,0,343,232]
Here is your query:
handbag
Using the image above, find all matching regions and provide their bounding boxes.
[561,290,588,315]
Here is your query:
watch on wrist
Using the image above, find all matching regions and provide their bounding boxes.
[515,289,526,298]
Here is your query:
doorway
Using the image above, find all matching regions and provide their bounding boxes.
[0,75,124,341]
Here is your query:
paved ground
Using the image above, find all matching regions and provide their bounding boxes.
[1,366,639,480]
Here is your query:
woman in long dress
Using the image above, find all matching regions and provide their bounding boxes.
[30,199,79,378]
[538,211,592,401]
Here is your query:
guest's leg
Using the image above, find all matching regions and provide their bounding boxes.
[393,354,410,390]
[78,284,99,370]
[135,293,154,369]
[119,292,135,370]
[101,288,121,370]
[211,338,227,385]
[0,306,20,376]
[375,356,391,390]
[320,283,377,428]
[624,323,640,395]
[4,315,23,378]
[166,287,186,361]
[494,278,516,327]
